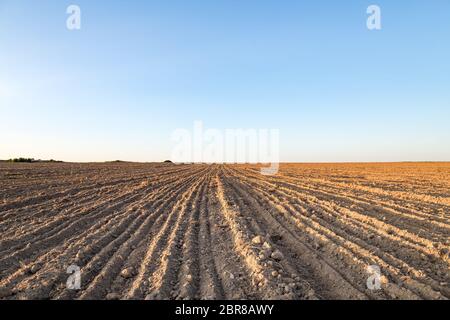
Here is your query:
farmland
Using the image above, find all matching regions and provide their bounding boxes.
[0,162,448,300]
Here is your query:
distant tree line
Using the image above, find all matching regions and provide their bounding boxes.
[6,158,62,163]
[8,158,35,163]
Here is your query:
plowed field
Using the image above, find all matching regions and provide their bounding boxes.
[0,162,448,300]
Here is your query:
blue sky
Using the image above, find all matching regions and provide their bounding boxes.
[1,0,449,162]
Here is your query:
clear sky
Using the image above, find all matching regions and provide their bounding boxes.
[1,0,449,162]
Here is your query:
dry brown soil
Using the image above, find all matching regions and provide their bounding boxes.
[0,162,448,300]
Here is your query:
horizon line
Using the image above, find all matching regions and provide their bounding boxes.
[1,159,449,164]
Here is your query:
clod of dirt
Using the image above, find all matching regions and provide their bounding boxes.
[271,250,284,261]
[438,248,449,258]
[29,264,42,274]
[144,293,156,300]
[271,271,279,277]
[262,242,272,250]
[305,289,316,298]
[270,234,283,242]
[120,267,134,279]
[0,287,12,299]
[75,251,84,260]
[106,293,121,300]
[140,181,149,188]
[251,235,264,245]
[259,249,272,260]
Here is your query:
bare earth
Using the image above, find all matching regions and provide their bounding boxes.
[0,162,448,300]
